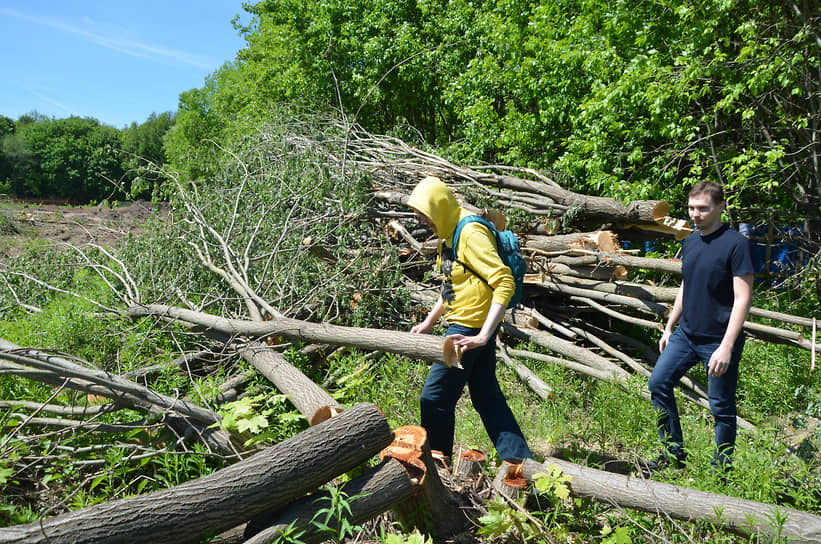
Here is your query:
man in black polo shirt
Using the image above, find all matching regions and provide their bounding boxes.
[645,181,754,476]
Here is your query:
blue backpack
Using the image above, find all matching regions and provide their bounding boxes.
[451,215,526,308]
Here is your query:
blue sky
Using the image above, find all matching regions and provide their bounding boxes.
[0,1,249,129]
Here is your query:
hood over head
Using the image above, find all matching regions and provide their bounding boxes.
[407,176,462,240]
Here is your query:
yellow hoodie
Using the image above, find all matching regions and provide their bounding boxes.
[408,177,515,328]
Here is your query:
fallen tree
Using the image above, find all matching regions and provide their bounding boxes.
[125,303,462,368]
[0,337,242,458]
[522,458,821,543]
[0,402,393,544]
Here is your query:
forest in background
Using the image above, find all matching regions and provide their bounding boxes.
[2,0,819,233]
[1,1,820,543]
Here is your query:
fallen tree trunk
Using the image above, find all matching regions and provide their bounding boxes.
[580,252,683,275]
[239,343,343,425]
[524,231,620,253]
[498,342,553,401]
[125,304,461,368]
[0,402,394,544]
[0,338,240,457]
[361,137,670,225]
[0,338,218,425]
[241,458,417,544]
[523,458,821,543]
[548,274,678,303]
[536,279,669,318]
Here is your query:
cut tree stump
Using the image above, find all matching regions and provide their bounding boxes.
[0,403,394,544]
[493,459,528,501]
[380,425,468,539]
[453,449,487,479]
[522,457,821,543]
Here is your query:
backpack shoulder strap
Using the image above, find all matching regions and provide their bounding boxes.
[452,215,497,260]
[451,215,499,287]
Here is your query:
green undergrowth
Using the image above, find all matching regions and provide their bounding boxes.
[1,125,819,542]
[2,267,819,542]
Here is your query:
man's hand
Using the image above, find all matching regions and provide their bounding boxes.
[708,344,733,377]
[658,329,674,352]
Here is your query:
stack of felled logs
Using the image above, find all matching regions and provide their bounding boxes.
[366,150,818,388]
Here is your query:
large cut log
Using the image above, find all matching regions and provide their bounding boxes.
[241,458,417,544]
[0,403,394,544]
[125,304,461,368]
[522,458,821,543]
[239,343,342,425]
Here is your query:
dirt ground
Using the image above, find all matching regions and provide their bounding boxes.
[0,200,167,259]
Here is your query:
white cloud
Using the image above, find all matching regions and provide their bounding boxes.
[0,6,217,69]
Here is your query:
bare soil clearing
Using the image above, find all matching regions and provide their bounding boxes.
[0,200,166,259]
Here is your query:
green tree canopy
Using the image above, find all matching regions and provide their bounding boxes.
[166,0,819,235]
[9,116,126,202]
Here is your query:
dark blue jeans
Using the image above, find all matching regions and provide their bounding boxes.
[420,324,531,462]
[647,327,744,469]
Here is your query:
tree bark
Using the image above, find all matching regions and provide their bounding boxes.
[125,304,460,368]
[379,425,469,539]
[241,458,417,544]
[239,343,342,425]
[524,230,620,253]
[0,403,394,544]
[549,274,679,302]
[536,279,669,318]
[523,458,821,543]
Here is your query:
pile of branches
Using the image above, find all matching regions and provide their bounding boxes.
[345,127,819,407]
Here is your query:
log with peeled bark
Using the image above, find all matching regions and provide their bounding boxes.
[523,230,621,253]
[239,342,342,425]
[125,304,461,368]
[522,458,821,543]
[0,402,394,544]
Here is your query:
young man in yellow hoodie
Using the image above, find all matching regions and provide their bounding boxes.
[407,176,531,463]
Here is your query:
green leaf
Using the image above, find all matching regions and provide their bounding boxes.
[0,467,14,485]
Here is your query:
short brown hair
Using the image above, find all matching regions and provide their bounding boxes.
[689,181,724,204]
